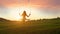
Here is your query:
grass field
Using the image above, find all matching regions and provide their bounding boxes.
[0,18,60,34]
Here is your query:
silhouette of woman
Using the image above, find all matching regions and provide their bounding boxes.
[19,10,31,22]
[21,11,28,22]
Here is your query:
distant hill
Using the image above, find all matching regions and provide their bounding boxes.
[0,18,11,23]
[0,17,60,22]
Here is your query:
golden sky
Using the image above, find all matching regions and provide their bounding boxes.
[0,0,60,20]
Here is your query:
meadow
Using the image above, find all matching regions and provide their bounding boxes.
[0,17,60,34]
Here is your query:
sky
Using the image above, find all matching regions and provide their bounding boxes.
[0,0,60,20]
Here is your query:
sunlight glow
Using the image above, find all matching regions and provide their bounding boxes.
[7,6,40,20]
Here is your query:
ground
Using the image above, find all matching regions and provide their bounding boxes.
[0,18,60,34]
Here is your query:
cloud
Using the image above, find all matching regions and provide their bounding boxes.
[29,0,60,8]
[49,0,60,6]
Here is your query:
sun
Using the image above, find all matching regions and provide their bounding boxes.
[15,15,21,20]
